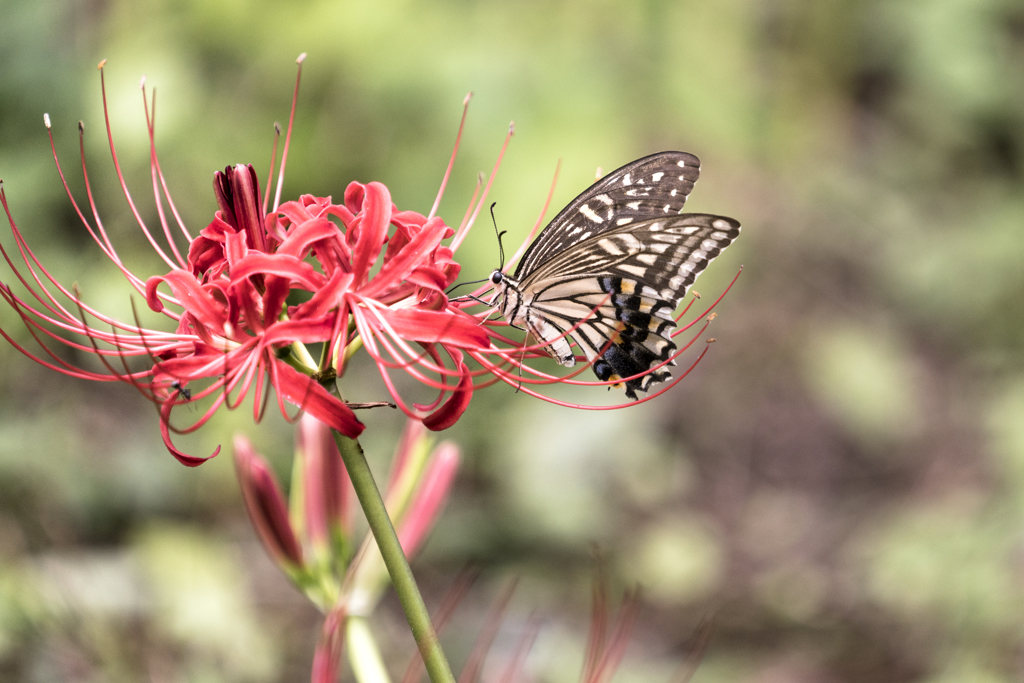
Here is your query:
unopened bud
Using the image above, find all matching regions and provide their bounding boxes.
[233,435,303,569]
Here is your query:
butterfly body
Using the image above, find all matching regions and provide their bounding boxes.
[491,151,740,399]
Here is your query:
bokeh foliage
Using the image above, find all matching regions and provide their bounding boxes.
[1,0,1024,681]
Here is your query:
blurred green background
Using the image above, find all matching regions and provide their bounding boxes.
[2,0,1024,681]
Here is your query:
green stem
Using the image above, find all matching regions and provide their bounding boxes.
[332,431,455,683]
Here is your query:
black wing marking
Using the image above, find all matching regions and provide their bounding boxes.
[514,151,701,278]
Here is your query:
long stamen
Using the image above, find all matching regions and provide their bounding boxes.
[450,121,514,253]
[272,53,305,213]
[428,92,472,220]
[97,62,180,271]
[141,79,188,268]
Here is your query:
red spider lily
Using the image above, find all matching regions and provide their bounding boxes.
[0,57,500,466]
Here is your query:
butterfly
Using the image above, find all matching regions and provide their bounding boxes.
[490,151,740,399]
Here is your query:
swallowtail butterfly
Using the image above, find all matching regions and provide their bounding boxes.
[490,151,740,399]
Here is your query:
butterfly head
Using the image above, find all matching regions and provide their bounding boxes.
[489,270,504,286]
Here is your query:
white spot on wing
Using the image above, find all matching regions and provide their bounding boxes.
[598,238,624,255]
[627,201,640,210]
[619,264,647,278]
[670,189,677,197]
[652,172,665,181]
[595,194,613,205]
[713,219,732,229]
[620,234,642,251]
[637,253,658,266]
[616,217,634,226]
[579,204,604,223]
[622,173,633,186]
[676,159,687,167]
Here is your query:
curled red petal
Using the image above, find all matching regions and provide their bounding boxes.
[146,270,228,330]
[351,182,392,286]
[187,233,224,277]
[277,199,316,226]
[276,217,341,259]
[422,368,473,431]
[360,216,449,299]
[272,360,364,438]
[262,316,335,345]
[344,181,365,214]
[290,270,353,320]
[262,275,291,325]
[230,252,327,291]
[159,399,220,466]
[406,266,449,291]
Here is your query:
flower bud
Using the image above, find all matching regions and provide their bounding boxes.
[233,435,303,569]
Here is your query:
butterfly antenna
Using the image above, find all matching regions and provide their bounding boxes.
[490,202,507,271]
[446,276,490,296]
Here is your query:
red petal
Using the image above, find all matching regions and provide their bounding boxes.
[277,217,342,259]
[290,270,353,320]
[230,252,327,291]
[350,182,392,286]
[406,266,449,291]
[422,368,473,431]
[263,317,336,345]
[359,216,448,299]
[159,399,221,466]
[272,361,365,438]
[146,270,228,331]
[372,308,490,348]
[224,229,249,268]
[262,275,291,324]
[187,234,224,277]
[344,182,365,214]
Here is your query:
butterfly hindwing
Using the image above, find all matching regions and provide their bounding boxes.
[515,274,678,399]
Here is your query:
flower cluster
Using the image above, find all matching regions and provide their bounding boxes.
[0,59,492,466]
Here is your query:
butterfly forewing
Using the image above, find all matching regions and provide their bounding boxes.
[514,151,701,278]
